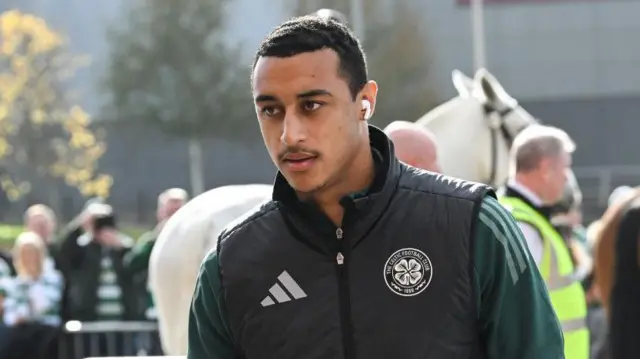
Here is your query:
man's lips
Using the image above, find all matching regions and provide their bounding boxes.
[281,154,317,172]
[282,153,315,161]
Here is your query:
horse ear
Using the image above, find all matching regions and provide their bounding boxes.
[452,69,473,98]
[473,68,516,108]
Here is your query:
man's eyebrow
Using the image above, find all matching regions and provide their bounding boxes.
[254,89,333,103]
[297,89,333,98]
[254,94,278,103]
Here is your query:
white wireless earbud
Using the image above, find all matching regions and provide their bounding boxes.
[362,99,372,120]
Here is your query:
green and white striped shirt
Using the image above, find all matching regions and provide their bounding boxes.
[0,259,11,279]
[1,270,63,327]
[96,249,124,320]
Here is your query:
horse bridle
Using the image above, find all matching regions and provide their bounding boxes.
[483,103,532,187]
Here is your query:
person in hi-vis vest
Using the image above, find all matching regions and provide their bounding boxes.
[499,124,589,359]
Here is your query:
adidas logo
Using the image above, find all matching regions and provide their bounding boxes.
[260,270,307,307]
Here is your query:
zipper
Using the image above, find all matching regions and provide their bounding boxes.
[336,228,344,264]
[335,227,355,358]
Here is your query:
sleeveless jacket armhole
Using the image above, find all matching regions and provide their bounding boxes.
[216,233,224,300]
[469,193,490,355]
[214,233,243,357]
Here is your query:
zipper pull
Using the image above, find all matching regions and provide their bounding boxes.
[336,252,344,265]
[336,228,343,240]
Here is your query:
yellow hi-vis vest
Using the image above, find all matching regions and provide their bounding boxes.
[500,196,589,359]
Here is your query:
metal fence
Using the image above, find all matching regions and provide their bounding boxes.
[573,165,640,222]
[59,321,162,359]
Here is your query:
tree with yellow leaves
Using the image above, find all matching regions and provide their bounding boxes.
[0,10,112,201]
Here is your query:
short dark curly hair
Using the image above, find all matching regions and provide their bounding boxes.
[252,15,367,100]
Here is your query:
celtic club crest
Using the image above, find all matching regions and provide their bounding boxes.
[384,248,433,297]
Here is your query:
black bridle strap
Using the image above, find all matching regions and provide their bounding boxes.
[484,105,523,187]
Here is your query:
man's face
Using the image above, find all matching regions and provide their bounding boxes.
[541,151,571,203]
[27,215,53,242]
[20,244,43,279]
[158,198,184,222]
[252,49,375,194]
[95,227,117,243]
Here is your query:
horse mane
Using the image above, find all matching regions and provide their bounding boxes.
[593,186,640,313]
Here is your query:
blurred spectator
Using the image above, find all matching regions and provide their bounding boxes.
[384,120,442,173]
[608,185,634,208]
[0,231,63,359]
[58,197,105,252]
[155,188,189,224]
[57,204,138,357]
[124,188,188,355]
[126,188,188,320]
[24,205,58,274]
[55,200,107,321]
[57,204,136,321]
[24,204,57,245]
[0,204,57,281]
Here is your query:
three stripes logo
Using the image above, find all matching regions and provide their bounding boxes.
[260,270,307,307]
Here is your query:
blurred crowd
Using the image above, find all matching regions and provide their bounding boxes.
[0,188,189,359]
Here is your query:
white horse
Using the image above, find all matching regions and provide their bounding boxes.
[148,184,272,356]
[417,68,538,187]
[417,67,582,204]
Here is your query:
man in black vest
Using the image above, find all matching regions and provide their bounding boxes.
[188,16,563,359]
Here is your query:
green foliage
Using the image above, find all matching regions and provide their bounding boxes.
[0,10,112,200]
[101,0,254,139]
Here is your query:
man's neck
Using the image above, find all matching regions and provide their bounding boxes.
[311,145,375,226]
[511,175,545,206]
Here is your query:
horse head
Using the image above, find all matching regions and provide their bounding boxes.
[416,68,539,187]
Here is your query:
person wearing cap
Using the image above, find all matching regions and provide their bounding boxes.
[55,197,106,263]
[58,205,138,356]
[57,205,136,321]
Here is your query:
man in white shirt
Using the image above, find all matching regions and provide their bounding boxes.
[501,125,574,264]
[498,125,589,359]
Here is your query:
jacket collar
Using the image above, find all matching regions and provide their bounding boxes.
[503,185,553,219]
[272,125,402,251]
[272,125,399,206]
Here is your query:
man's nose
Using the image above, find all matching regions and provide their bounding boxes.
[281,114,307,146]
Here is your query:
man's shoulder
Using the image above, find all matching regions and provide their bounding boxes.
[477,196,519,231]
[398,166,494,203]
[200,201,279,272]
[217,200,281,245]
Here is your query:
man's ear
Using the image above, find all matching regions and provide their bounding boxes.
[537,157,554,177]
[359,80,378,121]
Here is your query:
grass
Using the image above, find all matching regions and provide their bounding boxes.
[0,223,149,249]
